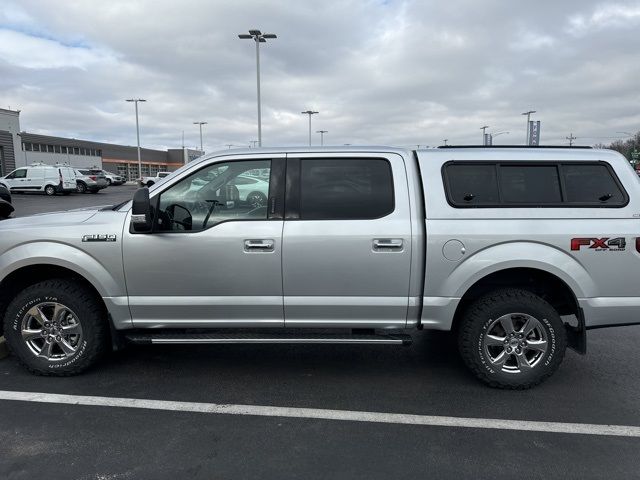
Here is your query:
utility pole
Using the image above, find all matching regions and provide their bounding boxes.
[480,126,489,145]
[125,98,146,180]
[225,144,234,149]
[301,110,319,146]
[316,130,328,146]
[566,133,577,146]
[443,139,448,146]
[238,30,277,147]
[249,140,259,148]
[521,110,536,145]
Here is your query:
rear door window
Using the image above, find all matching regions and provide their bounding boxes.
[299,159,394,220]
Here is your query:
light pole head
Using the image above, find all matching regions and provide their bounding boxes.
[521,110,536,116]
[240,30,277,42]
[302,110,319,115]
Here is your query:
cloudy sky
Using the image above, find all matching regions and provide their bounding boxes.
[1,0,639,152]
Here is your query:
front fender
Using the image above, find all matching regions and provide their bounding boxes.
[442,241,596,299]
[0,241,124,297]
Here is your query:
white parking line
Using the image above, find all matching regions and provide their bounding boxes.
[0,389,638,438]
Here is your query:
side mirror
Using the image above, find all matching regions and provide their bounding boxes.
[131,188,153,233]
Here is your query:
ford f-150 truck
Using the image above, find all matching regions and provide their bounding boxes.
[1,146,638,388]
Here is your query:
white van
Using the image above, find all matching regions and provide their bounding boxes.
[0,163,76,196]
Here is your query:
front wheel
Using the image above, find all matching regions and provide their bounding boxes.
[3,279,109,376]
[458,288,566,389]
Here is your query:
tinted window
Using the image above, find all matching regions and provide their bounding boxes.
[299,159,394,220]
[562,164,625,204]
[446,164,499,205]
[499,165,561,203]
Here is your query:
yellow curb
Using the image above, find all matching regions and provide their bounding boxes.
[0,336,8,360]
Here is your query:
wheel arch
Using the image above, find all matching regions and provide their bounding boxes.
[0,264,107,338]
[0,243,127,337]
[449,266,586,354]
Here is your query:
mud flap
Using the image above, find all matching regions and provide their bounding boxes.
[565,307,587,355]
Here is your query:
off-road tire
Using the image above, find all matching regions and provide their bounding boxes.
[458,288,567,389]
[3,279,109,376]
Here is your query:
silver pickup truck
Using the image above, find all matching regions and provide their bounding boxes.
[1,146,638,388]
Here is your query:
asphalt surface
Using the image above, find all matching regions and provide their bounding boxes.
[1,187,639,479]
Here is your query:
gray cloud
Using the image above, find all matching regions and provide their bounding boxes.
[0,0,639,151]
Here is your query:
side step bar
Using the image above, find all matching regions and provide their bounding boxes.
[125,332,412,346]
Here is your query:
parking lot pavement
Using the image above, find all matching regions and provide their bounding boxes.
[8,184,138,217]
[1,328,640,479]
[1,190,639,479]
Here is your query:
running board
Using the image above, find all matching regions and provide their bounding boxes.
[125,332,412,346]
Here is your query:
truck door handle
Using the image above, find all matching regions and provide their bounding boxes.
[372,239,404,252]
[244,239,275,252]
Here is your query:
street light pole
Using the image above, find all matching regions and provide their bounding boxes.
[126,98,146,180]
[238,30,277,147]
[521,110,536,145]
[443,139,448,146]
[301,110,319,146]
[193,122,207,153]
[566,133,577,146]
[480,126,489,145]
[316,130,328,146]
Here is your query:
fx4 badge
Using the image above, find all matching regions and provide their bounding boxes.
[570,237,626,251]
[82,234,117,242]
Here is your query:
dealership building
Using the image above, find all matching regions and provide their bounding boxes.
[0,108,203,181]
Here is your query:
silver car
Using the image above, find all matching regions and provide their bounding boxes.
[74,169,108,194]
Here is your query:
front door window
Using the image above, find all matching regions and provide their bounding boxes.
[155,160,271,232]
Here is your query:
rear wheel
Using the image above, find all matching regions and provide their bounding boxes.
[3,279,109,376]
[458,288,566,389]
[76,182,87,194]
[44,185,56,196]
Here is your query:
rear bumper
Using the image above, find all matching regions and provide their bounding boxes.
[579,297,640,329]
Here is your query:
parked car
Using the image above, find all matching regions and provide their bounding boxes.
[73,169,109,194]
[0,185,13,219]
[100,170,124,186]
[1,146,639,390]
[0,163,75,196]
[139,171,171,187]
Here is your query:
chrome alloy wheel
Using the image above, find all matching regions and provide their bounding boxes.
[483,313,548,374]
[20,302,83,361]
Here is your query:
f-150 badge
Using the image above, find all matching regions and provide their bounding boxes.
[82,234,117,242]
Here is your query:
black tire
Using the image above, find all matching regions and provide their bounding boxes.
[3,279,109,376]
[44,185,56,196]
[246,191,267,207]
[458,288,566,389]
[76,182,87,194]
